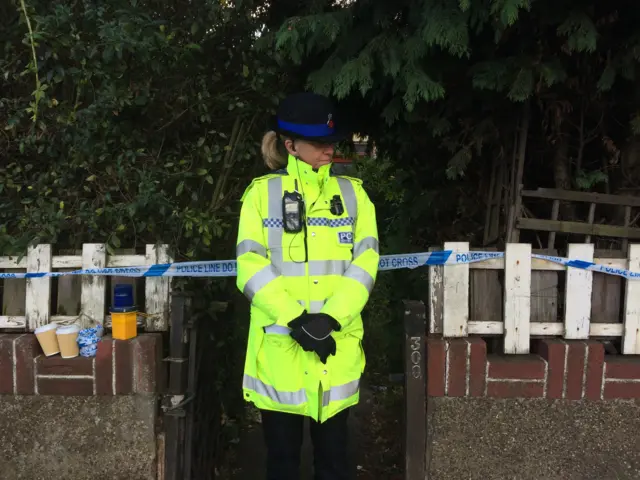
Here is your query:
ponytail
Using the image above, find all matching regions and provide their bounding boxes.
[261,131,289,170]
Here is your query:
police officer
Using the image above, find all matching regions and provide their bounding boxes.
[235,92,379,480]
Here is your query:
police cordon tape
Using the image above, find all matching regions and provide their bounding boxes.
[0,250,639,280]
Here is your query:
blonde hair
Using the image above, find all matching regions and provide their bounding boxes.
[261,131,289,170]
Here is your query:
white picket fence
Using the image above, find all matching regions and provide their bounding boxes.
[429,242,640,354]
[0,244,171,331]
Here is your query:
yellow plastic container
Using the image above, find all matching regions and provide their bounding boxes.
[111,310,137,340]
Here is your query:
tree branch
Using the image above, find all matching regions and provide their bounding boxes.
[209,116,242,212]
[212,113,259,212]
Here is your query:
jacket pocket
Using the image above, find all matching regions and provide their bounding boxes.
[333,228,355,262]
[256,328,304,392]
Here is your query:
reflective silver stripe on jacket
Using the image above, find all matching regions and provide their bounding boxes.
[309,300,326,313]
[274,260,350,277]
[343,264,374,293]
[353,237,378,259]
[263,324,292,335]
[336,177,357,223]
[280,262,306,277]
[322,378,360,406]
[243,374,307,405]
[236,239,267,258]
[267,177,284,270]
[308,260,350,276]
[243,264,280,301]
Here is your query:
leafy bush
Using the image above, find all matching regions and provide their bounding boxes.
[1,0,280,258]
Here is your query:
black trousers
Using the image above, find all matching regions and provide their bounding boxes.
[261,408,351,480]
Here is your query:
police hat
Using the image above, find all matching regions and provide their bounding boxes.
[274,92,346,144]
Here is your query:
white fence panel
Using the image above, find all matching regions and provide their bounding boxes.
[0,243,171,332]
[564,244,594,339]
[25,245,52,330]
[428,248,444,335]
[145,244,172,331]
[442,242,469,337]
[80,243,107,328]
[503,243,531,354]
[623,244,640,354]
[431,242,639,355]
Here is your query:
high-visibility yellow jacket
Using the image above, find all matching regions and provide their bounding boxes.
[236,154,379,423]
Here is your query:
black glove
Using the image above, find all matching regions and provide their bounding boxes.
[288,313,341,364]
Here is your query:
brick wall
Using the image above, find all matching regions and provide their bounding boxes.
[427,337,640,400]
[0,333,163,396]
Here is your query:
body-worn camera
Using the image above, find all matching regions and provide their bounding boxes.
[282,190,304,233]
[330,195,344,216]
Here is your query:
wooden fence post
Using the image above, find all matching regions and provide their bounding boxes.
[623,244,640,354]
[145,244,172,331]
[403,299,427,480]
[428,246,443,335]
[443,241,469,337]
[26,244,52,330]
[81,243,106,328]
[564,243,594,339]
[503,243,531,354]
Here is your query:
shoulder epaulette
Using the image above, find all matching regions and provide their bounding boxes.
[330,173,363,186]
[240,170,288,201]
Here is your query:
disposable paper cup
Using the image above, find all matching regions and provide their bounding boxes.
[34,324,60,357]
[56,325,80,359]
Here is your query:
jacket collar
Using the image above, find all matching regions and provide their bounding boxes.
[285,154,332,187]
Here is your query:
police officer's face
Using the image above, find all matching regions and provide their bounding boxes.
[287,140,335,169]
